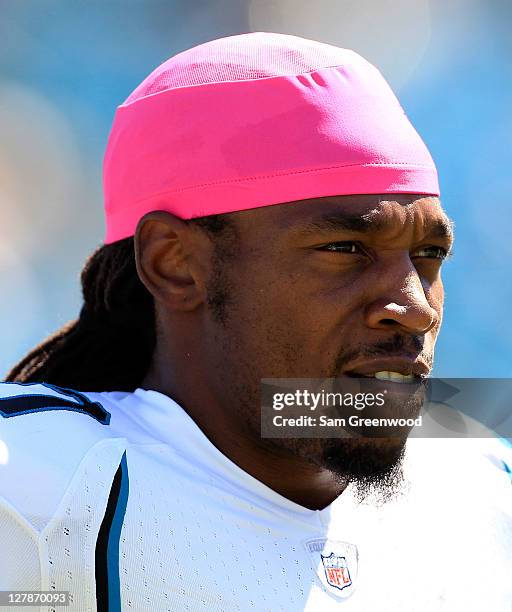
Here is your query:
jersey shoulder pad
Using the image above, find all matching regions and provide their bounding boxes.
[0,382,120,531]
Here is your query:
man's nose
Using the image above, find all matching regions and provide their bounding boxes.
[364,269,440,334]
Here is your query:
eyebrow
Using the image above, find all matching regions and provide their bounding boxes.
[424,217,455,241]
[296,211,455,242]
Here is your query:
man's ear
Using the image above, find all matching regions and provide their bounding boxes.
[134,210,209,311]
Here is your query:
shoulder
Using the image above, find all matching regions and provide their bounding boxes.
[405,437,511,515]
[0,381,114,467]
[449,436,512,486]
[0,382,116,461]
[0,382,124,530]
[407,435,512,479]
[476,436,512,492]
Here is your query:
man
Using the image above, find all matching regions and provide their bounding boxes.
[1,32,510,611]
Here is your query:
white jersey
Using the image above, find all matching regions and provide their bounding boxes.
[0,382,510,611]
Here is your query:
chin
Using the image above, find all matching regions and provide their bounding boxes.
[320,436,407,501]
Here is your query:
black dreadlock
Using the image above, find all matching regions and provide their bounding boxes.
[5,215,232,391]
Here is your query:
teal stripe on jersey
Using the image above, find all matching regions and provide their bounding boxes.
[95,451,130,611]
[107,452,129,610]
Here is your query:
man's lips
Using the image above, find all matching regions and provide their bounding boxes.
[340,356,431,380]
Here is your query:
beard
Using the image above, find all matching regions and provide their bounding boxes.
[318,437,407,504]
[260,432,407,505]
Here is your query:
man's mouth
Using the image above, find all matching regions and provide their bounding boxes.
[342,357,430,384]
[360,371,416,383]
[344,371,419,386]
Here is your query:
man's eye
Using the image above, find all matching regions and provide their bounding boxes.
[414,246,451,260]
[317,242,362,254]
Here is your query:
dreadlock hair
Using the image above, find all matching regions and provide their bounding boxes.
[5,215,233,392]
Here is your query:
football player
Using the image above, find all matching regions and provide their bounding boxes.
[1,32,510,611]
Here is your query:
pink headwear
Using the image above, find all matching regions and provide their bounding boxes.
[103,32,439,243]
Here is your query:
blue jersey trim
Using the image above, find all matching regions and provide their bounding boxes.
[95,451,129,611]
[0,382,110,425]
[108,452,129,611]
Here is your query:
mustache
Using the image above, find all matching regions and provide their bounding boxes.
[332,333,431,375]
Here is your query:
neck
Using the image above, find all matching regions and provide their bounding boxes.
[141,364,348,511]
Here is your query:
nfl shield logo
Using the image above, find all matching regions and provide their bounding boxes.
[304,537,358,599]
[321,552,352,591]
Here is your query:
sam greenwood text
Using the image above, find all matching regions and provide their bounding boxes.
[273,415,423,427]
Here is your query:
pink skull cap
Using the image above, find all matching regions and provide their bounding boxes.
[103,31,439,243]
